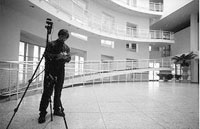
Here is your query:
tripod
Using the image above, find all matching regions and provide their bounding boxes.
[6,18,68,129]
[47,75,68,129]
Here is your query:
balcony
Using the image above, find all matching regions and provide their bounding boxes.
[111,0,163,12]
[126,27,174,40]
[30,0,174,43]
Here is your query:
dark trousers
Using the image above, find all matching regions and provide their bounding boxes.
[39,65,65,114]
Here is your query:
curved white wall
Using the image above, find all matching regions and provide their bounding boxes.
[0,1,150,61]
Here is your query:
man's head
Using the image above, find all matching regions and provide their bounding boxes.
[58,29,69,41]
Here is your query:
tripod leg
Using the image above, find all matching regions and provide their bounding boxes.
[49,97,53,121]
[60,103,68,129]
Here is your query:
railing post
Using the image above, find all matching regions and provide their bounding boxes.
[99,61,103,84]
[92,75,94,87]
[72,75,74,87]
[126,73,127,83]
[131,60,133,70]
[16,64,19,101]
[82,73,84,86]
[107,61,109,72]
[9,63,11,100]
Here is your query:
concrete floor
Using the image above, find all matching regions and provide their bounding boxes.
[0,82,199,129]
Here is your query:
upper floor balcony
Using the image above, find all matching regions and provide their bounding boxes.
[30,0,174,43]
[110,0,163,14]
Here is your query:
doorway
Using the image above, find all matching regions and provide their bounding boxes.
[149,62,160,81]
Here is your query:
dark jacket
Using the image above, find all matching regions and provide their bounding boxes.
[44,39,71,68]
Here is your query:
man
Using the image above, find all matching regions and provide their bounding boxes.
[38,29,71,124]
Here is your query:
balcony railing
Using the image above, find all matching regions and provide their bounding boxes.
[126,27,174,40]
[111,0,163,12]
[0,58,174,100]
[35,0,174,42]
[150,2,163,12]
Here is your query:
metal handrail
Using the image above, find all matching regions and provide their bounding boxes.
[111,0,163,12]
[0,58,173,100]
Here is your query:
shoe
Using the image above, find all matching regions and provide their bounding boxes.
[54,110,65,117]
[38,115,46,124]
[38,112,47,124]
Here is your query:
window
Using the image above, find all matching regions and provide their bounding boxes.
[161,45,171,57]
[75,55,84,75]
[18,42,25,83]
[131,44,136,49]
[149,62,160,81]
[149,46,152,51]
[18,41,45,83]
[19,42,25,62]
[33,46,39,80]
[127,0,136,7]
[19,42,44,62]
[126,22,137,37]
[101,40,114,48]
[126,43,138,52]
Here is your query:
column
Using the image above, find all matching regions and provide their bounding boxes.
[190,13,199,83]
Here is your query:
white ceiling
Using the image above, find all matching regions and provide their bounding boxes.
[150,0,199,33]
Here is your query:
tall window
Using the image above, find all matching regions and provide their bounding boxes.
[33,46,39,71]
[75,55,84,75]
[19,42,25,62]
[18,42,25,83]
[39,47,45,81]
[18,41,45,83]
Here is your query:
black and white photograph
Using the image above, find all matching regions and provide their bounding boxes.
[0,0,199,129]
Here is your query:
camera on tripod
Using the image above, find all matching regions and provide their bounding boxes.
[45,18,53,34]
[46,18,53,26]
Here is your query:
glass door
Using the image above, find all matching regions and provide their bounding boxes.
[149,62,160,81]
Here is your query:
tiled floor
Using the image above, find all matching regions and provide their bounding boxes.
[0,82,199,129]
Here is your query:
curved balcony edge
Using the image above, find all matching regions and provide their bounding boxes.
[30,0,174,44]
[110,0,163,16]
